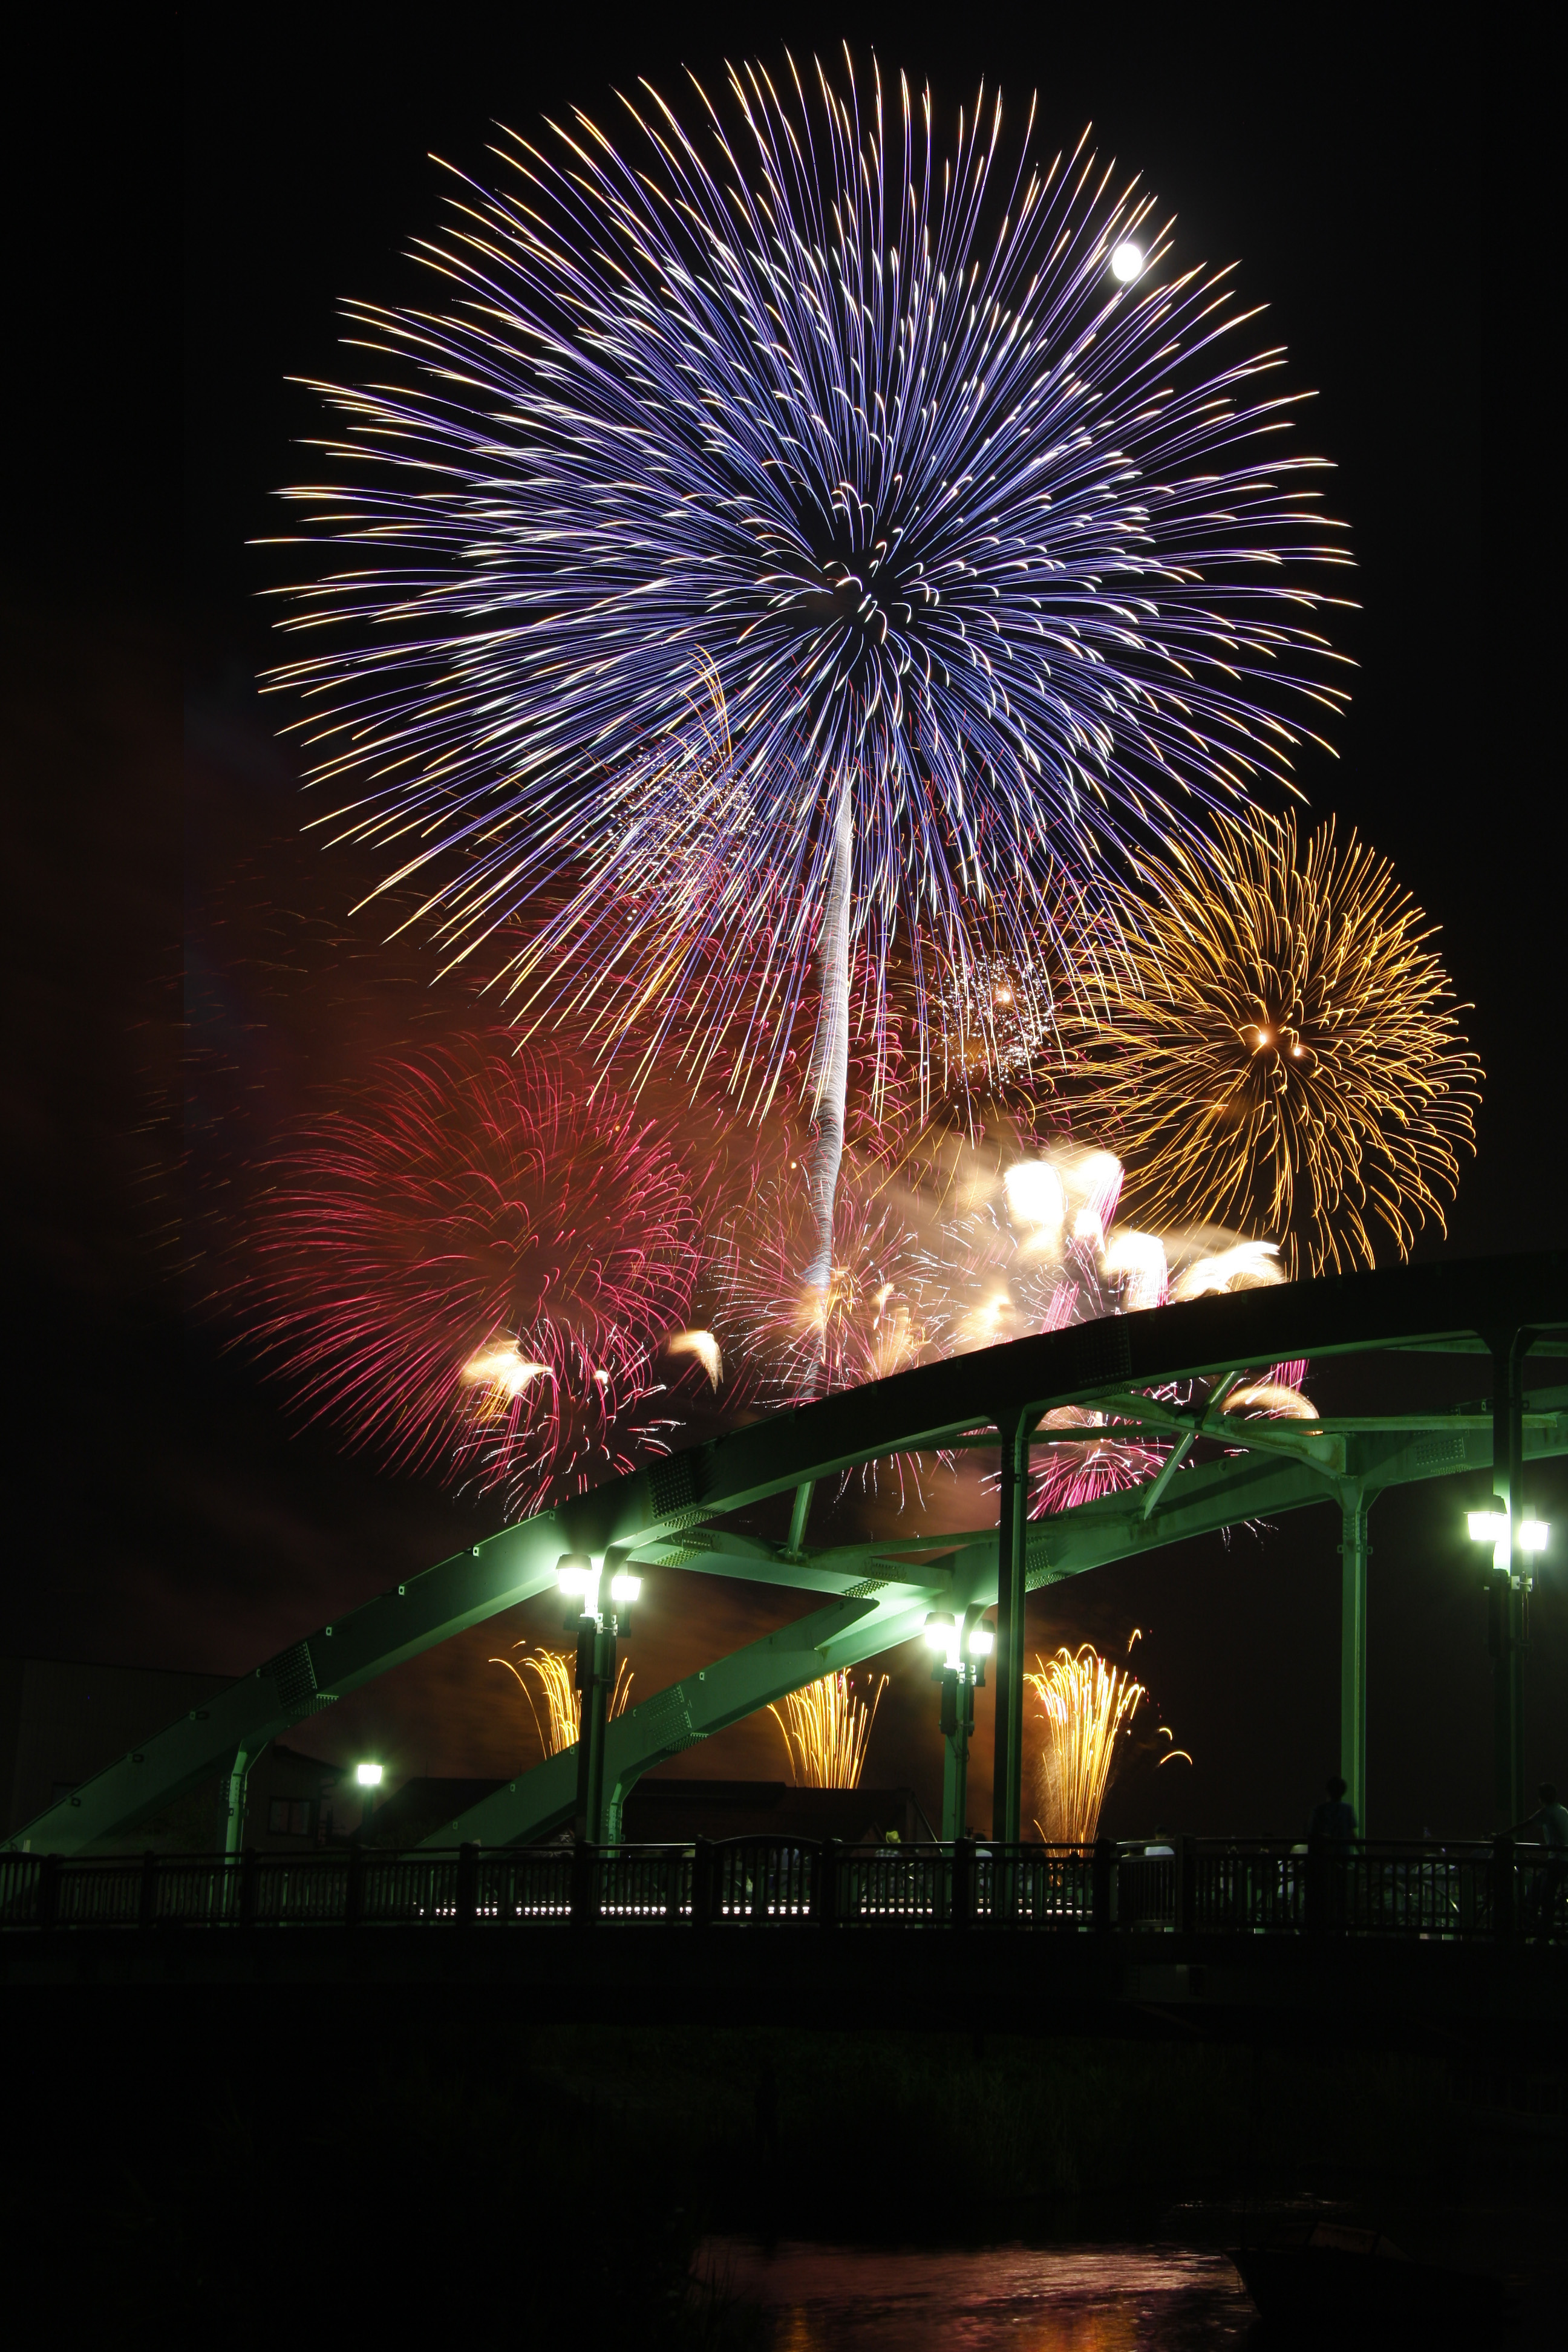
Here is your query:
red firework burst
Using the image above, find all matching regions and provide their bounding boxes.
[246,1036,703,1512]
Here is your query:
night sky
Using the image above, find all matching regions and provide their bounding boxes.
[7,14,1561,1844]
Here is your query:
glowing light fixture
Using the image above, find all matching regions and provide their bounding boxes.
[610,1570,643,1604]
[923,1612,957,1653]
[557,1552,595,1596]
[1520,1519,1549,1554]
[1110,240,1144,282]
[967,1623,995,1660]
[354,1762,383,1789]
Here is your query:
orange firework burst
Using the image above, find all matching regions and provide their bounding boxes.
[768,1671,888,1788]
[1028,1644,1146,1844]
[1070,815,1481,1276]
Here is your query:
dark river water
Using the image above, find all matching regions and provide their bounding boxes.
[699,2236,1253,2346]
[697,2182,1563,2347]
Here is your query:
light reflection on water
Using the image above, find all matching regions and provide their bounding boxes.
[698,2238,1256,2348]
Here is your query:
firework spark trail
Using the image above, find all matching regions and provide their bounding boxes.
[769,1670,889,1788]
[1070,814,1481,1275]
[1031,1408,1169,1517]
[803,794,854,1299]
[730,1152,928,1408]
[242,1036,704,1514]
[492,1644,634,1757]
[268,55,1348,1282]
[1028,1644,1145,1843]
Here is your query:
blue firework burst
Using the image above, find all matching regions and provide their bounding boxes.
[268,53,1349,1232]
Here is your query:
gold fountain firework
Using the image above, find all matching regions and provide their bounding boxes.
[1067,814,1482,1276]
[1027,1644,1146,1844]
[769,1671,888,1788]
[491,1644,633,1757]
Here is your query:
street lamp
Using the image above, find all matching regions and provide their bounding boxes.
[560,1548,641,1844]
[1468,1508,1550,1571]
[355,1760,382,1837]
[926,1608,992,1841]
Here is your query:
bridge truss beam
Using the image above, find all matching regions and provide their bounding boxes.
[8,1255,1566,1858]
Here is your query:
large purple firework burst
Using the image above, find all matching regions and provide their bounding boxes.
[269,53,1348,1287]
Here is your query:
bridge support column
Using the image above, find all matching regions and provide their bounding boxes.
[574,1622,618,1843]
[1338,1492,1369,1833]
[1489,1331,1532,1828]
[220,1745,261,1857]
[941,1670,973,1841]
[993,1410,1034,1844]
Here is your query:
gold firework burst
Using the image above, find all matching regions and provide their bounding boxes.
[1028,1645,1145,1844]
[768,1671,888,1788]
[491,1644,633,1757]
[1070,815,1481,1276]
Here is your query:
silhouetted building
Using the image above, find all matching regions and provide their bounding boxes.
[624,1779,937,1845]
[0,1655,343,1852]
[360,1776,506,1849]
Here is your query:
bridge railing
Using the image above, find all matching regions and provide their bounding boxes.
[0,1837,1554,1941]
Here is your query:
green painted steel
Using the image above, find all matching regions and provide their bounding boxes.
[8,1253,1566,1858]
[1338,1494,1370,1828]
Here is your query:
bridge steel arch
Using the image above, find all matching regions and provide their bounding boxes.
[9,1253,1566,1860]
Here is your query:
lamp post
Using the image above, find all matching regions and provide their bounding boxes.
[1468,1508,1549,1826]
[354,1760,383,1838]
[558,1549,641,1844]
[925,1608,993,1841]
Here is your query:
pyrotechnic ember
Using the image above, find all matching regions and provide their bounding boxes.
[1069,814,1481,1275]
[768,1671,888,1790]
[243,1036,704,1514]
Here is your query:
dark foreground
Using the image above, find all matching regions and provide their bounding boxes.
[5,1994,1561,2341]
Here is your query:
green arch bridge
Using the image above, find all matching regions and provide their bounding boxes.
[6,1251,1564,1866]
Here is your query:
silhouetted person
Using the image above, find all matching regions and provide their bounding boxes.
[1308,1774,1358,1846]
[1508,1780,1567,1936]
[1307,1775,1357,1927]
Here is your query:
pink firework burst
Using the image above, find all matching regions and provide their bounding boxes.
[1030,1406,1168,1517]
[246,1036,703,1512]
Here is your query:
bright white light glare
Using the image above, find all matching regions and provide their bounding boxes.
[1468,1511,1509,1543]
[967,1625,995,1659]
[665,1328,724,1388]
[459,1341,549,1396]
[1102,1230,1169,1313]
[610,1570,643,1603]
[1110,240,1144,283]
[923,1612,957,1652]
[1520,1520,1549,1553]
[557,1552,594,1595]
[355,1762,383,1788]
[1003,1158,1065,1236]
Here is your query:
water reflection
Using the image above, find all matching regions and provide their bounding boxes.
[699,2239,1256,2348]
